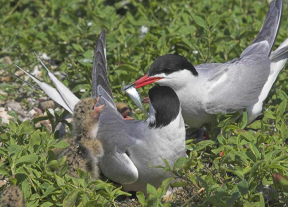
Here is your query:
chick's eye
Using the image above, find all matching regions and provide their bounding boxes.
[92,105,95,110]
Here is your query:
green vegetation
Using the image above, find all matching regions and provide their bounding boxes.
[1,0,288,206]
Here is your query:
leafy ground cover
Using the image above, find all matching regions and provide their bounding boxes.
[1,0,288,206]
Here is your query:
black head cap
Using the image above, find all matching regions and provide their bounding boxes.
[148,54,198,77]
[148,85,180,128]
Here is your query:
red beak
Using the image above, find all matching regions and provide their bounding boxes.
[134,74,163,89]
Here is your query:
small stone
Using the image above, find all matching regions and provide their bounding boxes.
[14,70,24,77]
[0,89,7,96]
[0,109,13,124]
[7,101,22,112]
[28,109,37,117]
[0,76,11,82]
[39,100,55,111]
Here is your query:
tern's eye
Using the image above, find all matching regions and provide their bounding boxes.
[162,69,172,74]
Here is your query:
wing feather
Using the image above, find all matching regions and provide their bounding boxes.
[34,53,80,112]
[15,65,74,114]
[205,55,270,113]
[241,0,283,57]
[92,30,113,100]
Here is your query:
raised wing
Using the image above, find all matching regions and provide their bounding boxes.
[14,65,78,114]
[241,0,283,57]
[92,30,139,184]
[34,53,80,112]
[92,30,115,107]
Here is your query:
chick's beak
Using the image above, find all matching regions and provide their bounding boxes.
[94,97,105,112]
[134,74,163,89]
[142,97,150,104]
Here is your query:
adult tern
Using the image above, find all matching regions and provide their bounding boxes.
[16,30,186,193]
[129,0,288,128]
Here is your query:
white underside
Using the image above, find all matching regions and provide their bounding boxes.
[122,112,186,193]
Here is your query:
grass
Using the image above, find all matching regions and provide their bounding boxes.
[1,0,288,206]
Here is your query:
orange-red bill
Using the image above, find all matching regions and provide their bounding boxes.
[134,74,163,89]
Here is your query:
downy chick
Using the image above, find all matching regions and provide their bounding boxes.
[55,97,104,180]
[116,102,134,120]
[0,185,24,207]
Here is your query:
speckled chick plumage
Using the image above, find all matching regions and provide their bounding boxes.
[54,98,104,180]
[0,186,24,207]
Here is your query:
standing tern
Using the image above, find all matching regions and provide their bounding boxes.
[129,0,288,128]
[16,30,186,193]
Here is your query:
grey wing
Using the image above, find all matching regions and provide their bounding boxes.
[92,30,114,104]
[205,55,271,114]
[97,105,139,184]
[241,0,282,58]
[99,152,138,184]
[195,63,222,71]
[92,30,139,183]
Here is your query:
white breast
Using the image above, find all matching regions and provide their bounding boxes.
[122,111,186,193]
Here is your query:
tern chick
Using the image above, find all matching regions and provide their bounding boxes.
[0,186,24,207]
[54,98,104,180]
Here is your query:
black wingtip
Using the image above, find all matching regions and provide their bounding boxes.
[249,0,283,56]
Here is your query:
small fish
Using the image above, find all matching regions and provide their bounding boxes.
[124,84,147,115]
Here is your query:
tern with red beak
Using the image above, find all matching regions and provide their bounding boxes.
[16,30,186,194]
[129,0,288,128]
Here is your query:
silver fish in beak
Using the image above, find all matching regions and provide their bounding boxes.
[124,84,147,115]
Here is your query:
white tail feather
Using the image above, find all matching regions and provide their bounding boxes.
[247,38,288,123]
[15,65,74,114]
[34,53,80,112]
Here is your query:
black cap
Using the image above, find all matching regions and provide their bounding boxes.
[148,54,198,77]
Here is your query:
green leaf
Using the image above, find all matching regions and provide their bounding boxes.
[235,129,255,142]
[9,119,18,134]
[240,112,248,129]
[40,202,54,207]
[248,143,261,159]
[226,192,239,206]
[22,179,32,199]
[0,168,9,176]
[194,140,215,151]
[217,134,226,145]
[136,191,146,206]
[237,180,249,195]
[42,185,55,198]
[259,193,265,207]
[7,145,22,156]
[146,195,158,207]
[146,183,157,196]
[170,181,188,187]
[72,43,84,52]
[53,140,69,149]
[277,100,287,117]
[192,14,207,29]
[81,193,90,206]
[15,154,38,166]
[19,120,34,134]
[63,190,80,207]
[173,156,189,170]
